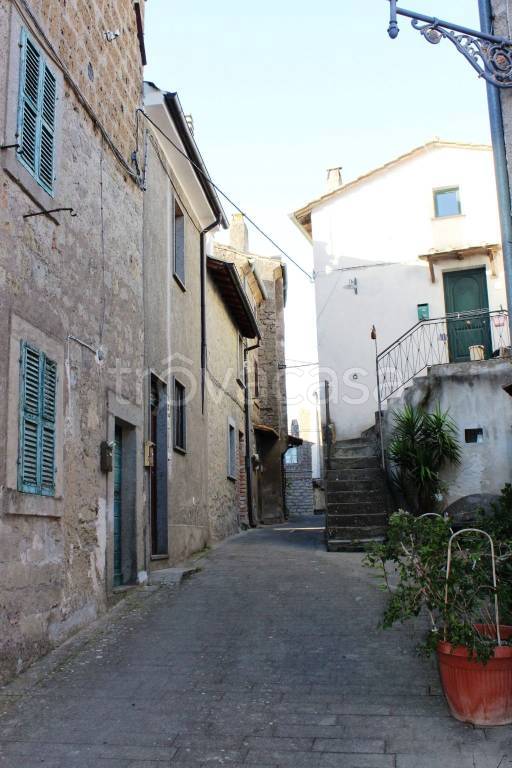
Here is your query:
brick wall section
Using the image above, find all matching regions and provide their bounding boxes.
[284,442,314,516]
[238,431,248,526]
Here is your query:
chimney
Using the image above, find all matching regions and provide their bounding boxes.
[229,213,249,253]
[185,114,194,135]
[326,166,343,193]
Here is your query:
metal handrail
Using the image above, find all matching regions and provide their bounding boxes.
[376,308,510,404]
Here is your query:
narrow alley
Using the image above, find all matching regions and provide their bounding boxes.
[0,517,509,768]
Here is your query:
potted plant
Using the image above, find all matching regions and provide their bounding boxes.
[364,509,512,725]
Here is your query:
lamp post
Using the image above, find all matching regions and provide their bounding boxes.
[385,0,512,335]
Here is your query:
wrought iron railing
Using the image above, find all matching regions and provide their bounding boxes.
[377,309,510,404]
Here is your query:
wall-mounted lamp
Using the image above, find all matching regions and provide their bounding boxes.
[344,277,358,295]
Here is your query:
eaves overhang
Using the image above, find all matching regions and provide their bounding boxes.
[143,83,228,230]
[207,256,261,339]
[290,140,493,243]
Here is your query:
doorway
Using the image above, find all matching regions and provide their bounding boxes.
[113,420,138,587]
[150,375,168,557]
[443,267,492,362]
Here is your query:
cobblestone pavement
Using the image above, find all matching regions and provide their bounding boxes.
[0,515,511,768]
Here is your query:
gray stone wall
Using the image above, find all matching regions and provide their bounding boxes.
[284,443,314,516]
[0,0,144,683]
[205,276,245,542]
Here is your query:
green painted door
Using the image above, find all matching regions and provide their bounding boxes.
[443,268,491,362]
[113,425,123,587]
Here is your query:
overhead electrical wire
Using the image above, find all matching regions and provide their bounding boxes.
[137,109,314,283]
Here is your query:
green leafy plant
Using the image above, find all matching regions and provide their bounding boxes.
[388,404,461,515]
[364,508,512,663]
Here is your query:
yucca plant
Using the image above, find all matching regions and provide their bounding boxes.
[388,403,461,515]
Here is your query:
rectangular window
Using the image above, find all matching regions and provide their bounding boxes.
[434,187,461,218]
[285,447,298,465]
[18,341,57,495]
[237,334,245,386]
[227,419,237,480]
[18,30,57,195]
[173,200,185,288]
[173,378,187,453]
[254,359,259,399]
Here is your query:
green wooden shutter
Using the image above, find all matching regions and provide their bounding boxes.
[41,357,57,495]
[18,30,56,195]
[18,343,57,496]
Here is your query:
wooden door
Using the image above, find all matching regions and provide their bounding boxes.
[443,268,491,362]
[113,425,123,587]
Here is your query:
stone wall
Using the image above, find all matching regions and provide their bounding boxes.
[206,275,245,543]
[382,359,512,513]
[0,0,144,683]
[284,443,314,516]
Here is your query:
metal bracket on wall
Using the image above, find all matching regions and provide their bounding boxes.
[23,208,77,219]
[387,0,512,88]
[0,143,20,151]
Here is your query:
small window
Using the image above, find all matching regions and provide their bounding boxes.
[285,447,298,465]
[173,200,185,288]
[237,334,245,385]
[254,359,259,399]
[227,419,237,480]
[465,428,483,444]
[17,30,57,195]
[434,188,461,218]
[173,378,186,453]
[18,341,57,495]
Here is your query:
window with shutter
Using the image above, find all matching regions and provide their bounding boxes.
[173,200,186,288]
[18,342,57,496]
[18,30,57,195]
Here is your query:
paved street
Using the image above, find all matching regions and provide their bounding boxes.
[0,515,511,768]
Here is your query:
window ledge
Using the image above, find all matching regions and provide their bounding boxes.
[236,378,246,389]
[173,444,187,455]
[3,487,63,518]
[432,214,466,222]
[227,474,237,482]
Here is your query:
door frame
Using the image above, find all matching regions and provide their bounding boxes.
[149,372,169,559]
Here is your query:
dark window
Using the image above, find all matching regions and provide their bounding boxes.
[227,420,236,479]
[173,378,186,452]
[254,359,259,399]
[434,188,461,218]
[465,428,483,444]
[237,334,245,385]
[173,200,185,288]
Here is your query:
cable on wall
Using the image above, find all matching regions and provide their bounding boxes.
[138,109,314,283]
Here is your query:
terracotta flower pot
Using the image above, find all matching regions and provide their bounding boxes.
[437,625,512,726]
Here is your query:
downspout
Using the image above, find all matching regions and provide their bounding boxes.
[200,216,221,414]
[479,0,512,324]
[244,341,260,527]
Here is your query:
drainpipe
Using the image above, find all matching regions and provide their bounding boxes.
[479,0,512,328]
[200,216,221,414]
[244,341,260,527]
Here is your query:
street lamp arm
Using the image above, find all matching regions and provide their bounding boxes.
[387,0,512,88]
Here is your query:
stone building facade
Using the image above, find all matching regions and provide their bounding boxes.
[0,0,146,682]
[215,216,289,525]
[142,84,227,567]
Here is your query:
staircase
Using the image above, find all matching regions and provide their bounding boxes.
[325,437,393,552]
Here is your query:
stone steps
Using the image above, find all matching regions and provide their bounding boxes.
[325,438,393,552]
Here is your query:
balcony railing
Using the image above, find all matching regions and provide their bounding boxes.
[377,309,510,404]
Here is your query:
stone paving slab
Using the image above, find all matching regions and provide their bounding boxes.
[0,515,511,767]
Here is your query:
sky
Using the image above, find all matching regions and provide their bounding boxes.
[144,0,493,439]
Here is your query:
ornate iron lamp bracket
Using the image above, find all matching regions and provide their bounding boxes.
[388,0,512,88]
